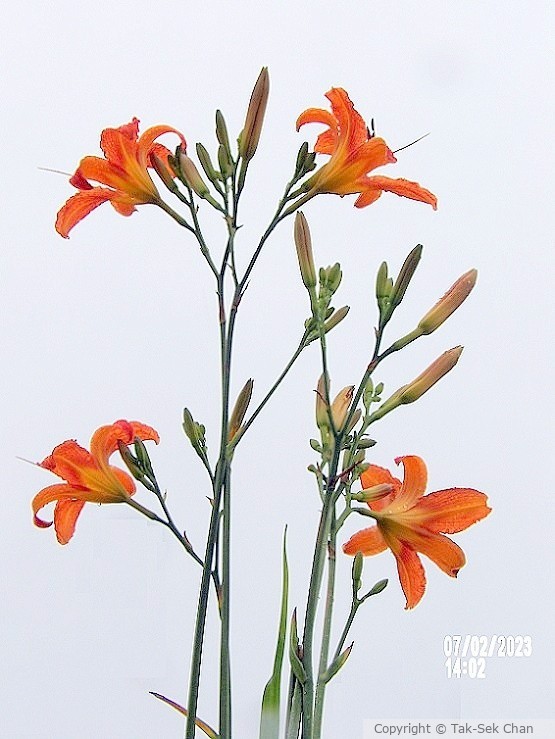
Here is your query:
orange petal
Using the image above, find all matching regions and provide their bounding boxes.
[78,155,130,191]
[364,175,438,209]
[412,488,491,533]
[32,483,102,527]
[389,456,428,511]
[40,440,96,487]
[137,125,187,168]
[100,119,140,165]
[343,526,387,556]
[395,545,426,609]
[360,464,401,512]
[354,189,382,208]
[54,499,86,544]
[325,88,368,152]
[55,188,115,238]
[296,107,336,135]
[90,419,159,467]
[397,524,466,578]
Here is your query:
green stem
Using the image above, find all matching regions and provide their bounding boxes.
[313,512,336,737]
[231,332,309,449]
[220,466,232,737]
[333,601,359,663]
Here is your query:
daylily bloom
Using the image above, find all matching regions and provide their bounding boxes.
[32,419,159,544]
[296,88,437,209]
[55,118,186,238]
[343,456,490,609]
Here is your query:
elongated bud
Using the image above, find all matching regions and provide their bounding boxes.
[196,143,220,183]
[390,244,423,310]
[182,408,208,461]
[295,141,309,175]
[134,437,154,477]
[294,212,316,290]
[315,374,329,429]
[323,305,350,334]
[150,152,179,193]
[215,110,232,157]
[375,262,390,302]
[228,379,254,440]
[345,408,362,434]
[331,386,354,430]
[178,151,210,197]
[239,67,270,161]
[418,269,477,334]
[351,483,394,503]
[352,552,363,591]
[217,144,232,179]
[117,440,144,481]
[322,643,353,684]
[371,347,463,421]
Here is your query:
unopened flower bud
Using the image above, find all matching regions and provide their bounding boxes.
[345,408,362,434]
[215,110,232,157]
[390,244,423,310]
[295,141,309,176]
[331,385,354,430]
[371,347,463,421]
[196,143,220,183]
[228,379,254,440]
[323,305,350,334]
[375,261,391,302]
[150,152,179,193]
[239,67,270,162]
[117,440,144,481]
[315,374,329,430]
[418,269,477,334]
[352,482,394,502]
[178,151,210,197]
[294,212,316,290]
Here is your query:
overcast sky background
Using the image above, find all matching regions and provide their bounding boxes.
[1,1,554,737]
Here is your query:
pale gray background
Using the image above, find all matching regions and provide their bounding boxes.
[1,1,553,737]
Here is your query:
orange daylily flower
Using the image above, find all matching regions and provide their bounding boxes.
[296,88,437,210]
[343,456,490,609]
[55,118,186,238]
[32,419,159,544]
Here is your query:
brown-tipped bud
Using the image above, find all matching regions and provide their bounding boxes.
[294,212,316,290]
[418,269,478,334]
[315,374,329,429]
[331,385,354,430]
[228,379,254,440]
[150,152,178,193]
[371,347,463,421]
[178,151,210,197]
[322,643,353,684]
[390,244,423,310]
[239,67,270,161]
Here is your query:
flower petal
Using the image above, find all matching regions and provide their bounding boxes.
[411,488,492,533]
[137,125,187,168]
[382,531,427,610]
[388,455,428,512]
[100,118,140,165]
[40,440,96,487]
[325,88,368,152]
[32,483,102,527]
[54,499,86,545]
[89,419,159,466]
[396,524,466,578]
[55,188,115,238]
[363,175,438,209]
[343,525,388,556]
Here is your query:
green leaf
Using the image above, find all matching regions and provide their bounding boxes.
[259,527,289,739]
[149,692,218,738]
